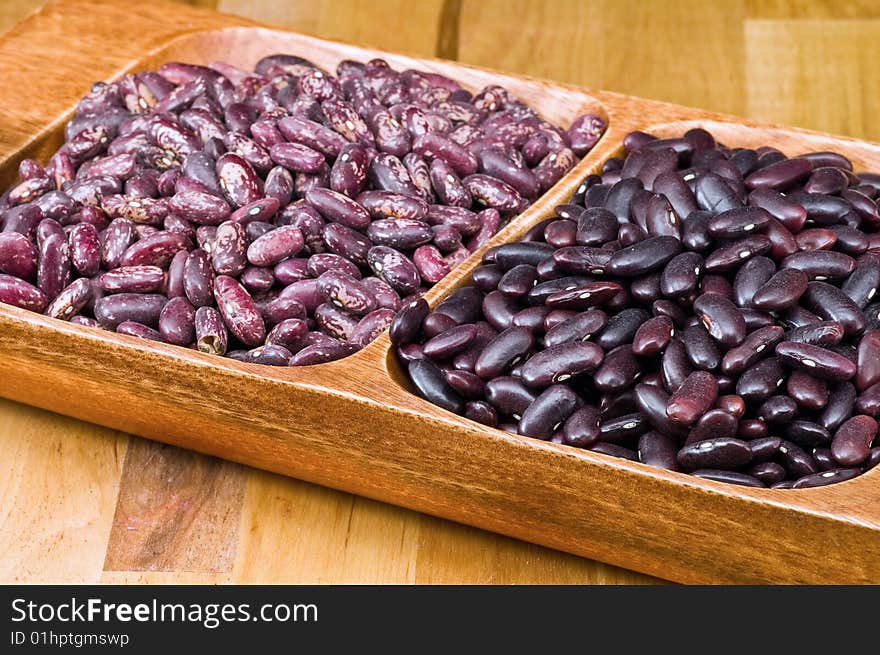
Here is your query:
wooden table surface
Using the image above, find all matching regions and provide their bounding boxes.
[2,0,879,585]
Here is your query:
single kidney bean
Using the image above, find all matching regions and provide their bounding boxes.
[775,340,856,381]
[94,293,166,329]
[0,232,38,280]
[213,275,265,346]
[666,371,719,426]
[37,232,71,302]
[677,437,752,471]
[407,358,464,413]
[97,265,165,293]
[306,188,371,230]
[120,231,190,268]
[117,321,164,342]
[693,292,746,347]
[44,277,92,320]
[830,414,877,466]
[519,384,579,440]
[159,295,196,346]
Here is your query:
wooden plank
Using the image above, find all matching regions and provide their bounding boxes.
[745,0,880,18]
[233,472,420,583]
[414,518,658,584]
[457,0,747,115]
[744,19,880,140]
[103,438,246,573]
[217,0,448,57]
[0,399,127,583]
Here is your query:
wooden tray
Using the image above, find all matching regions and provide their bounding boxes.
[1,0,879,584]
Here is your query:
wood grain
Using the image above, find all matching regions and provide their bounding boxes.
[2,0,880,585]
[104,439,246,573]
[0,399,127,583]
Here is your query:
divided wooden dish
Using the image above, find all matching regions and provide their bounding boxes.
[1,0,879,584]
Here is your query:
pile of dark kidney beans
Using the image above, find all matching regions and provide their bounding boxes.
[0,54,604,365]
[393,127,880,489]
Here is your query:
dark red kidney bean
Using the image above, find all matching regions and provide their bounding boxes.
[749,268,808,312]
[750,433,785,461]
[841,263,880,309]
[543,219,577,249]
[703,235,771,272]
[867,447,880,469]
[595,308,651,351]
[786,320,845,346]
[422,324,478,360]
[598,412,648,443]
[666,370,718,426]
[818,381,857,431]
[736,357,785,402]
[796,227,837,252]
[693,292,746,347]
[576,208,618,246]
[744,157,812,190]
[695,173,742,213]
[542,309,607,348]
[748,187,806,232]
[602,178,642,223]
[682,324,721,371]
[588,442,638,461]
[741,308,775,331]
[158,296,196,346]
[652,170,698,219]
[631,315,675,357]
[608,235,682,276]
[593,344,640,393]
[213,275,265,346]
[389,298,430,346]
[434,287,483,324]
[528,277,591,306]
[757,394,798,424]
[543,309,577,332]
[731,256,775,308]
[681,211,712,252]
[0,232,38,279]
[842,188,880,225]
[471,264,503,293]
[796,151,852,170]
[93,293,165,329]
[497,264,537,298]
[762,217,798,261]
[677,437,752,471]
[749,461,786,485]
[211,221,247,276]
[775,340,856,381]
[661,338,692,393]
[443,369,486,399]
[791,468,861,488]
[553,246,613,275]
[484,376,536,419]
[475,326,534,379]
[829,225,868,255]
[801,281,865,335]
[700,274,733,299]
[856,381,880,416]
[634,383,687,438]
[691,470,765,487]
[520,341,604,388]
[545,281,623,310]
[635,431,678,470]
[707,206,770,239]
[493,242,555,269]
[783,419,831,448]
[563,405,600,448]
[464,400,498,428]
[777,440,819,477]
[659,251,702,299]
[630,273,662,304]
[831,414,877,466]
[518,385,579,440]
[684,409,738,446]
[855,329,880,391]
[787,191,851,225]
[407,358,464,414]
[720,326,784,376]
